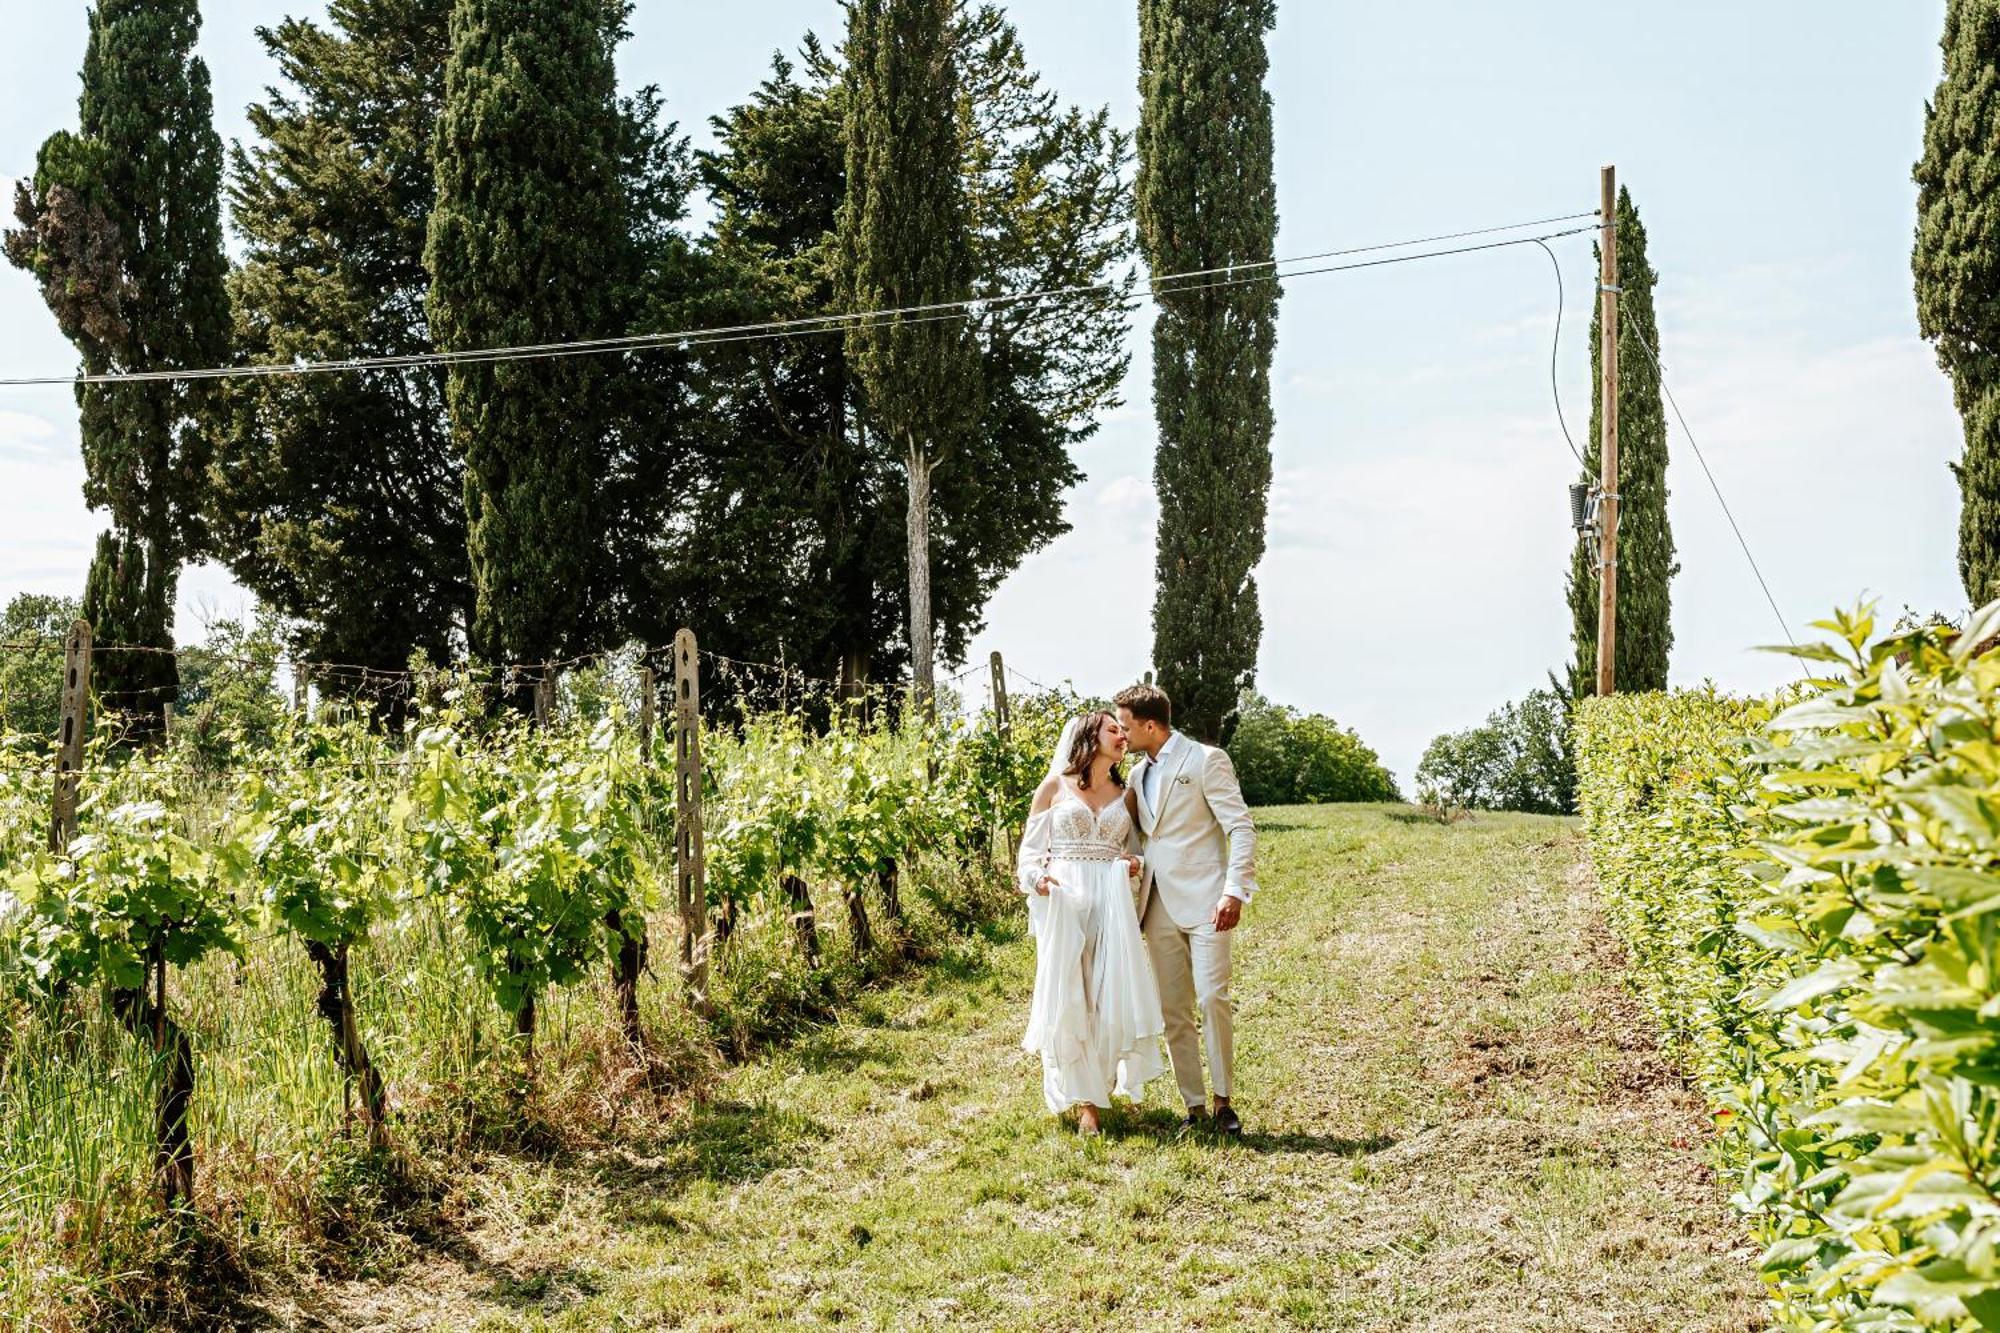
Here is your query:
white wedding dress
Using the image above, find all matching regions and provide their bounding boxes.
[1016,785,1167,1113]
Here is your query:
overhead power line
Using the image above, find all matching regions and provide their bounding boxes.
[1625,322,1796,648]
[1530,238,1585,468]
[0,210,1599,388]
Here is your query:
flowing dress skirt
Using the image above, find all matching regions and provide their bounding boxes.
[1022,855,1166,1113]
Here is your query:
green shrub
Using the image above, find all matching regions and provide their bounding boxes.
[0,593,76,749]
[1415,687,1574,814]
[1228,693,1398,806]
[1577,603,2000,1329]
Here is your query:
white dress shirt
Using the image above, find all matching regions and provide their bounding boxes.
[1143,729,1182,812]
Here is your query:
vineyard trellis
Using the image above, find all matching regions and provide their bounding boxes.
[0,618,1075,1285]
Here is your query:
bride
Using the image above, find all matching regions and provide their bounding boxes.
[1015,711,1167,1135]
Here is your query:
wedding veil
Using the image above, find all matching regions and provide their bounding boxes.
[1043,715,1084,789]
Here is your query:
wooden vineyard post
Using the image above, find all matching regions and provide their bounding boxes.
[611,665,657,1049]
[991,651,1014,863]
[532,666,554,728]
[673,630,711,1014]
[294,663,311,718]
[990,652,1011,741]
[161,701,174,745]
[49,619,91,852]
[1596,162,1621,697]
[638,666,656,757]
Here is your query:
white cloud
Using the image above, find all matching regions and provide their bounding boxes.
[1095,473,1155,519]
[0,409,62,459]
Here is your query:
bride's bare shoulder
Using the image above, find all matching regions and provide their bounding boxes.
[1030,774,1063,813]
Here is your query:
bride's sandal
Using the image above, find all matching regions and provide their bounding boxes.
[1076,1105,1102,1137]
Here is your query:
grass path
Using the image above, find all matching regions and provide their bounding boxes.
[293,805,1765,1331]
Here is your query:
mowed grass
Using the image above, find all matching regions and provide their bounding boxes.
[287,805,1766,1332]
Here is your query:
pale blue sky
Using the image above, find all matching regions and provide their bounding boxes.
[0,2,1963,782]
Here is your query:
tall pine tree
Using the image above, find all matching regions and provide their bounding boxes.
[1136,0,1279,744]
[1915,0,2000,607]
[5,0,231,727]
[1567,186,1675,696]
[840,0,984,703]
[217,0,468,684]
[426,0,647,674]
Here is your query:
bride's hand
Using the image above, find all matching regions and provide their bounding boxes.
[1034,873,1059,896]
[1122,855,1142,879]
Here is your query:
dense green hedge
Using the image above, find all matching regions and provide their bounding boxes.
[1577,605,2000,1330]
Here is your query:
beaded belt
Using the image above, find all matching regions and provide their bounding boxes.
[1049,842,1124,861]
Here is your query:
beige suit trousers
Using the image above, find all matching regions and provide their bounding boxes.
[1141,892,1233,1108]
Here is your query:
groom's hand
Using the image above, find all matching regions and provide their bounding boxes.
[1212,896,1243,932]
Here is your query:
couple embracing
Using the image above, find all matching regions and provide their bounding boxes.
[1015,684,1256,1138]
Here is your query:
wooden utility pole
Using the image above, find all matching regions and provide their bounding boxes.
[49,619,91,852]
[1596,163,1621,697]
[673,629,711,1014]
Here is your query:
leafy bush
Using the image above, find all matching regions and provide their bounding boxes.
[1576,603,2000,1329]
[1229,693,1399,805]
[0,593,77,747]
[1414,687,1574,814]
[168,610,289,768]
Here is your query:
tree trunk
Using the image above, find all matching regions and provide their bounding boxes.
[906,443,935,709]
[782,873,821,967]
[155,1009,195,1206]
[878,857,903,924]
[844,882,876,960]
[119,955,195,1205]
[514,988,537,1066]
[840,647,871,723]
[607,907,646,1049]
[304,938,391,1152]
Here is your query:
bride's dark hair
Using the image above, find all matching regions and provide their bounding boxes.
[1063,711,1126,791]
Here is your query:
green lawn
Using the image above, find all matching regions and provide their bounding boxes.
[276,805,1765,1331]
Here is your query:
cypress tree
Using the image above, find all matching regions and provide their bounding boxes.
[426,0,638,674]
[1915,0,2000,606]
[217,0,468,686]
[1567,186,1675,696]
[4,0,231,727]
[82,531,178,731]
[1136,0,1279,744]
[840,0,984,703]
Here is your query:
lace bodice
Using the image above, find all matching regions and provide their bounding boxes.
[1048,791,1133,860]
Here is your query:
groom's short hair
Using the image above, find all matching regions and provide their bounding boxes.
[1113,684,1172,727]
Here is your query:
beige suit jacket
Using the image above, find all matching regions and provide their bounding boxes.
[1132,736,1258,930]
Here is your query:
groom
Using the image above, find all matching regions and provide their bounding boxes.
[1114,684,1257,1137]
